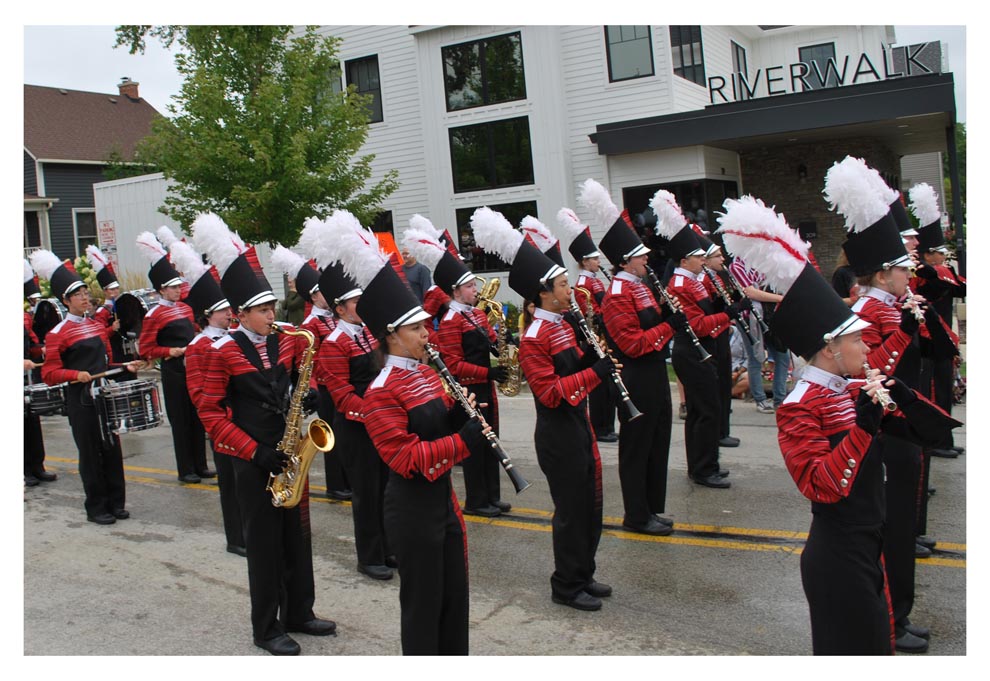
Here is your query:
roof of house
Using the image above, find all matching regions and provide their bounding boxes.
[24,84,163,163]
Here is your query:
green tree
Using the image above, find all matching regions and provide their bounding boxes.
[102,144,159,181]
[114,25,398,246]
[942,122,966,222]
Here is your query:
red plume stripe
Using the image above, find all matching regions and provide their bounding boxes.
[441,230,460,258]
[620,209,634,229]
[208,265,222,285]
[63,260,78,275]
[719,229,807,263]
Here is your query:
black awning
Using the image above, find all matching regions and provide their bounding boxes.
[589,73,956,155]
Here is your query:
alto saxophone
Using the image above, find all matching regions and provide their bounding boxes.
[266,324,335,508]
[476,276,522,396]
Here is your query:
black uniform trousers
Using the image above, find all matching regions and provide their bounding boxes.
[212,444,244,550]
[588,379,617,437]
[672,338,722,479]
[879,434,921,630]
[317,386,350,493]
[385,471,468,655]
[67,385,126,517]
[160,358,207,477]
[230,455,316,642]
[715,331,733,439]
[920,356,956,449]
[616,353,672,525]
[459,381,501,509]
[334,416,389,566]
[24,413,47,478]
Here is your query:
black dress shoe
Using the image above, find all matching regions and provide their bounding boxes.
[254,634,301,655]
[693,474,731,489]
[902,621,930,640]
[227,544,248,557]
[25,475,40,488]
[622,517,673,536]
[715,468,730,478]
[915,543,932,559]
[718,436,740,447]
[326,489,353,501]
[596,432,618,443]
[492,500,512,513]
[895,630,929,653]
[178,473,202,484]
[916,535,937,550]
[196,468,217,479]
[652,514,674,527]
[384,554,399,569]
[929,448,959,459]
[928,486,936,496]
[584,581,613,598]
[552,591,602,611]
[111,508,130,520]
[463,505,501,518]
[33,470,57,482]
[287,618,337,636]
[358,564,394,580]
[951,446,965,455]
[87,513,116,525]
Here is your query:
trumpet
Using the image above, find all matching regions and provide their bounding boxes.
[861,363,897,412]
[644,265,712,362]
[702,265,758,346]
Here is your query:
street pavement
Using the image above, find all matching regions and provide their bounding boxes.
[22,375,966,658]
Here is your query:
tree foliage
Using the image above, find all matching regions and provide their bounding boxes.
[114,25,398,246]
[941,122,965,224]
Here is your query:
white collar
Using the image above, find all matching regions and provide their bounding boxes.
[158,298,177,308]
[674,267,699,281]
[801,365,851,394]
[67,312,86,323]
[863,286,897,306]
[615,271,641,283]
[448,299,475,314]
[203,325,228,339]
[384,354,422,371]
[534,307,563,324]
[336,318,365,337]
[236,325,270,344]
[310,305,331,317]
[578,269,595,278]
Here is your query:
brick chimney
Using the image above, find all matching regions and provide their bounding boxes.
[118,77,140,100]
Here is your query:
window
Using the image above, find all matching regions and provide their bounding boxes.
[449,116,534,193]
[798,42,838,90]
[346,55,383,123]
[605,26,654,82]
[443,32,526,112]
[369,210,393,235]
[24,212,43,256]
[731,41,749,100]
[669,26,706,86]
[73,210,97,257]
[455,200,538,274]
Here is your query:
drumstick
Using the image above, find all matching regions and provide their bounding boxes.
[69,367,127,385]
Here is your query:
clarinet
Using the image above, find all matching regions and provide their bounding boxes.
[724,265,771,335]
[568,298,643,422]
[644,265,712,363]
[424,344,530,494]
[702,265,758,346]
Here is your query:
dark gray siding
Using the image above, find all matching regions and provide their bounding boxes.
[41,163,108,260]
[24,151,38,195]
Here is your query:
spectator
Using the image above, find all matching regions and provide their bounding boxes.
[400,248,433,303]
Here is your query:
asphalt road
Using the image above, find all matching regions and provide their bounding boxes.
[22,376,967,658]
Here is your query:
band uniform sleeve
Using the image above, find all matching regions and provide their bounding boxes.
[855,300,913,374]
[184,338,207,409]
[436,314,490,384]
[519,333,601,408]
[316,334,365,421]
[198,344,259,461]
[602,289,674,358]
[668,279,730,338]
[40,326,80,385]
[137,308,172,360]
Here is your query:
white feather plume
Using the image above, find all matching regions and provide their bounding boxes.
[168,239,208,282]
[329,209,389,288]
[715,195,809,295]
[409,214,444,240]
[470,207,523,264]
[29,249,65,282]
[156,225,181,248]
[649,189,687,239]
[908,182,941,226]
[24,258,36,284]
[863,165,899,204]
[823,156,891,233]
[554,207,587,246]
[191,212,244,276]
[577,179,620,228]
[135,231,168,265]
[401,227,447,272]
[520,216,558,254]
[85,244,111,274]
[270,245,307,279]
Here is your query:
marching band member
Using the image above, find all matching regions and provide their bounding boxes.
[85,244,126,366]
[718,194,959,655]
[32,250,143,523]
[474,206,614,612]
[24,259,55,487]
[136,231,211,484]
[580,179,682,535]
[194,213,335,656]
[168,238,245,557]
[339,216,486,655]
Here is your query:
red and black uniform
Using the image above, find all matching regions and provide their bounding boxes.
[422,285,451,346]
[198,323,318,644]
[139,299,206,479]
[186,325,244,553]
[42,314,127,518]
[519,307,605,602]
[701,269,735,441]
[315,320,388,567]
[601,271,677,525]
[667,268,732,480]
[24,316,48,482]
[363,355,475,655]
[575,270,615,438]
[435,300,501,511]
[93,298,126,365]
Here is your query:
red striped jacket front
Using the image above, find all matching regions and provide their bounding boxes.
[185,329,227,409]
[601,276,674,358]
[138,301,196,360]
[315,324,378,422]
[850,296,912,372]
[519,315,602,409]
[667,272,731,339]
[574,273,605,316]
[435,305,495,385]
[41,316,113,384]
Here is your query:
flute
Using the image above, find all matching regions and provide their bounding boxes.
[425,344,530,494]
[860,363,897,412]
[702,265,758,346]
[644,265,712,363]
[723,264,771,335]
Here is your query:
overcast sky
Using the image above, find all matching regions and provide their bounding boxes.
[23,25,967,123]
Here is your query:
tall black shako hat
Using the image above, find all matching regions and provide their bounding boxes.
[718,195,869,360]
[29,249,85,301]
[136,231,183,291]
[167,238,230,316]
[270,238,321,305]
[401,214,473,296]
[862,167,918,238]
[824,156,912,276]
[331,210,429,338]
[192,213,277,312]
[554,207,601,264]
[908,182,948,254]
[85,244,119,290]
[24,259,41,300]
[651,189,706,261]
[520,216,565,268]
[308,213,364,307]
[578,178,650,266]
[471,206,567,301]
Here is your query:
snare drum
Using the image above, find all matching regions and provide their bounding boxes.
[32,298,67,344]
[24,383,67,417]
[96,379,163,434]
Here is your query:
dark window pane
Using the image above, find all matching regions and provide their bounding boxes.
[370,210,393,235]
[669,25,706,86]
[444,42,483,110]
[799,43,837,90]
[605,25,654,82]
[450,124,493,192]
[443,32,525,111]
[346,55,383,123]
[486,33,526,104]
[455,200,538,273]
[449,116,534,194]
[491,118,534,186]
[24,213,41,249]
